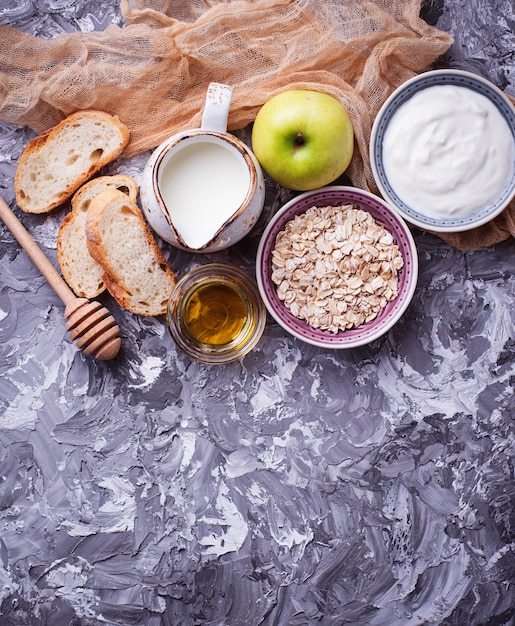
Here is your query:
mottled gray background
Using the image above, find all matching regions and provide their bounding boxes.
[0,1,514,625]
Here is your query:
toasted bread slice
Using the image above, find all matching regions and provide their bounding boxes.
[57,174,139,299]
[85,188,176,316]
[15,110,130,214]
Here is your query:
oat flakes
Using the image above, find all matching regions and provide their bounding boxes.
[271,204,404,333]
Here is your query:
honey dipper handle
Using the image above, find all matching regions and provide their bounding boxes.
[0,196,76,307]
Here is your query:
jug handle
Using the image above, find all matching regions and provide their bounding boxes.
[201,83,233,134]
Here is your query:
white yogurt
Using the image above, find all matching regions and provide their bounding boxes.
[382,84,514,217]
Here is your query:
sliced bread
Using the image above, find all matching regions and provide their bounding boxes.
[15,110,130,214]
[57,174,139,299]
[85,188,176,316]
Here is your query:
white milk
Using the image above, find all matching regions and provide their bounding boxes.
[158,141,251,249]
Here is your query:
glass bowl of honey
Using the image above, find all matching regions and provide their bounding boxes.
[166,263,266,364]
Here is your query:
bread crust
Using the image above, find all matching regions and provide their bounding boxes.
[85,188,176,316]
[57,174,139,298]
[14,110,130,214]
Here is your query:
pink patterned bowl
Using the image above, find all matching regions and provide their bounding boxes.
[256,186,418,348]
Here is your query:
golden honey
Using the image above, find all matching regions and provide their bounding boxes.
[167,263,266,363]
[181,279,248,347]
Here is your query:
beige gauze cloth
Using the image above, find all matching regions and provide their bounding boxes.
[0,0,513,250]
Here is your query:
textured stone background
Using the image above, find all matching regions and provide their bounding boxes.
[0,1,514,625]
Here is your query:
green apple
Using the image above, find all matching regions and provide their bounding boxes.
[251,90,354,191]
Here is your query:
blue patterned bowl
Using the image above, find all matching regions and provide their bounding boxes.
[370,70,515,232]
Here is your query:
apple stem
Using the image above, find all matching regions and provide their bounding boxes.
[296,132,304,146]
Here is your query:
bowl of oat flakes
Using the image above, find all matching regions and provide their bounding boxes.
[256,186,418,348]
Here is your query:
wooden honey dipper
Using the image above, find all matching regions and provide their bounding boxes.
[0,196,121,360]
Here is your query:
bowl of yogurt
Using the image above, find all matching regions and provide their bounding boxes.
[370,70,515,232]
